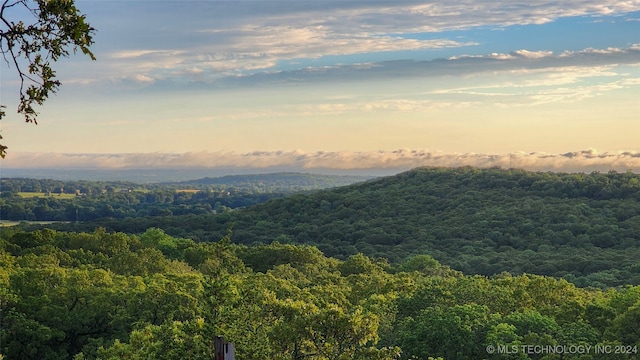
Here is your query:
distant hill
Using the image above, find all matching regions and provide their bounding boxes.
[49,167,640,287]
[0,168,381,183]
[169,172,374,192]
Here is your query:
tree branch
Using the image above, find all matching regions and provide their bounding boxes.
[0,0,95,157]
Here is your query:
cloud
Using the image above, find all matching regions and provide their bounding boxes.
[512,50,554,59]
[204,45,640,96]
[101,30,475,85]
[4,149,640,173]
[450,46,640,67]
[81,1,640,88]
[430,64,635,106]
[131,74,154,83]
[110,50,184,59]
[199,24,474,61]
[239,1,640,34]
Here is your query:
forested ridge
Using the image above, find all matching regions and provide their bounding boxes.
[175,172,373,192]
[1,227,639,359]
[52,167,640,288]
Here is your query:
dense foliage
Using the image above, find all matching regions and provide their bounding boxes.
[56,167,640,288]
[1,227,639,359]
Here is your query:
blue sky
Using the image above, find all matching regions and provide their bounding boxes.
[1,0,639,172]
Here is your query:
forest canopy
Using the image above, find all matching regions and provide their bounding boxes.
[1,227,639,359]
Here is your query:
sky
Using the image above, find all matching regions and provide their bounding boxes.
[1,0,639,173]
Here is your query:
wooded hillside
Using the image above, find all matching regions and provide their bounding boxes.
[55,167,640,288]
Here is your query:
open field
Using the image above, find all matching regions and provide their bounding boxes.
[18,192,77,199]
[0,220,67,227]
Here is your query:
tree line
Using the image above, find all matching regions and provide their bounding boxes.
[0,187,281,221]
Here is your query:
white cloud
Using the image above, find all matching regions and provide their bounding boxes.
[528,81,626,105]
[131,74,154,83]
[560,47,625,57]
[294,1,640,33]
[622,77,640,85]
[4,149,640,173]
[488,53,516,60]
[512,50,554,58]
[214,24,473,60]
[110,50,182,59]
[431,64,635,106]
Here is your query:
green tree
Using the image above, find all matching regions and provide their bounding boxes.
[485,323,527,360]
[398,304,495,360]
[0,0,95,157]
[135,273,203,326]
[97,318,212,360]
[605,299,640,346]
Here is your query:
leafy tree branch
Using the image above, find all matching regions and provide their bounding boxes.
[0,0,95,157]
